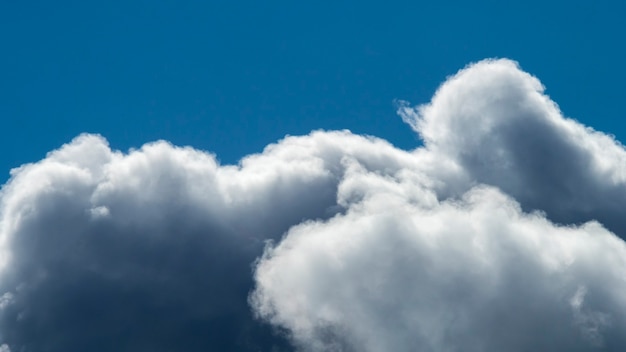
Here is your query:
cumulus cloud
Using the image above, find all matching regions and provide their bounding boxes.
[0,130,419,351]
[398,59,626,233]
[252,184,626,352]
[252,59,626,351]
[2,58,626,351]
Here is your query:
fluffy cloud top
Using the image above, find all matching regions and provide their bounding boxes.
[0,129,419,351]
[1,59,626,351]
[399,59,626,232]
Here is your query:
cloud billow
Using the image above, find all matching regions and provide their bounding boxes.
[0,131,415,351]
[398,59,626,233]
[1,59,626,351]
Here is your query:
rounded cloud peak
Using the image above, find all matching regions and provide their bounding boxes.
[402,58,626,232]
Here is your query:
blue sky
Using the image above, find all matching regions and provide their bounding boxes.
[1,1,625,181]
[3,2,626,351]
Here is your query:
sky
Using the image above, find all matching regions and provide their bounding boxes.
[2,1,626,177]
[2,1,626,352]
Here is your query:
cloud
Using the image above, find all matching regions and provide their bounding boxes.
[398,59,626,233]
[252,184,626,352]
[0,131,419,351]
[2,58,626,351]
[252,59,626,351]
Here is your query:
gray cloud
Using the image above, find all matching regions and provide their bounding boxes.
[2,59,626,352]
[0,131,417,351]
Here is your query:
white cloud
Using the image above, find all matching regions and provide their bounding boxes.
[2,58,626,351]
[399,59,626,232]
[251,59,626,351]
[0,131,420,351]
[252,184,626,351]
